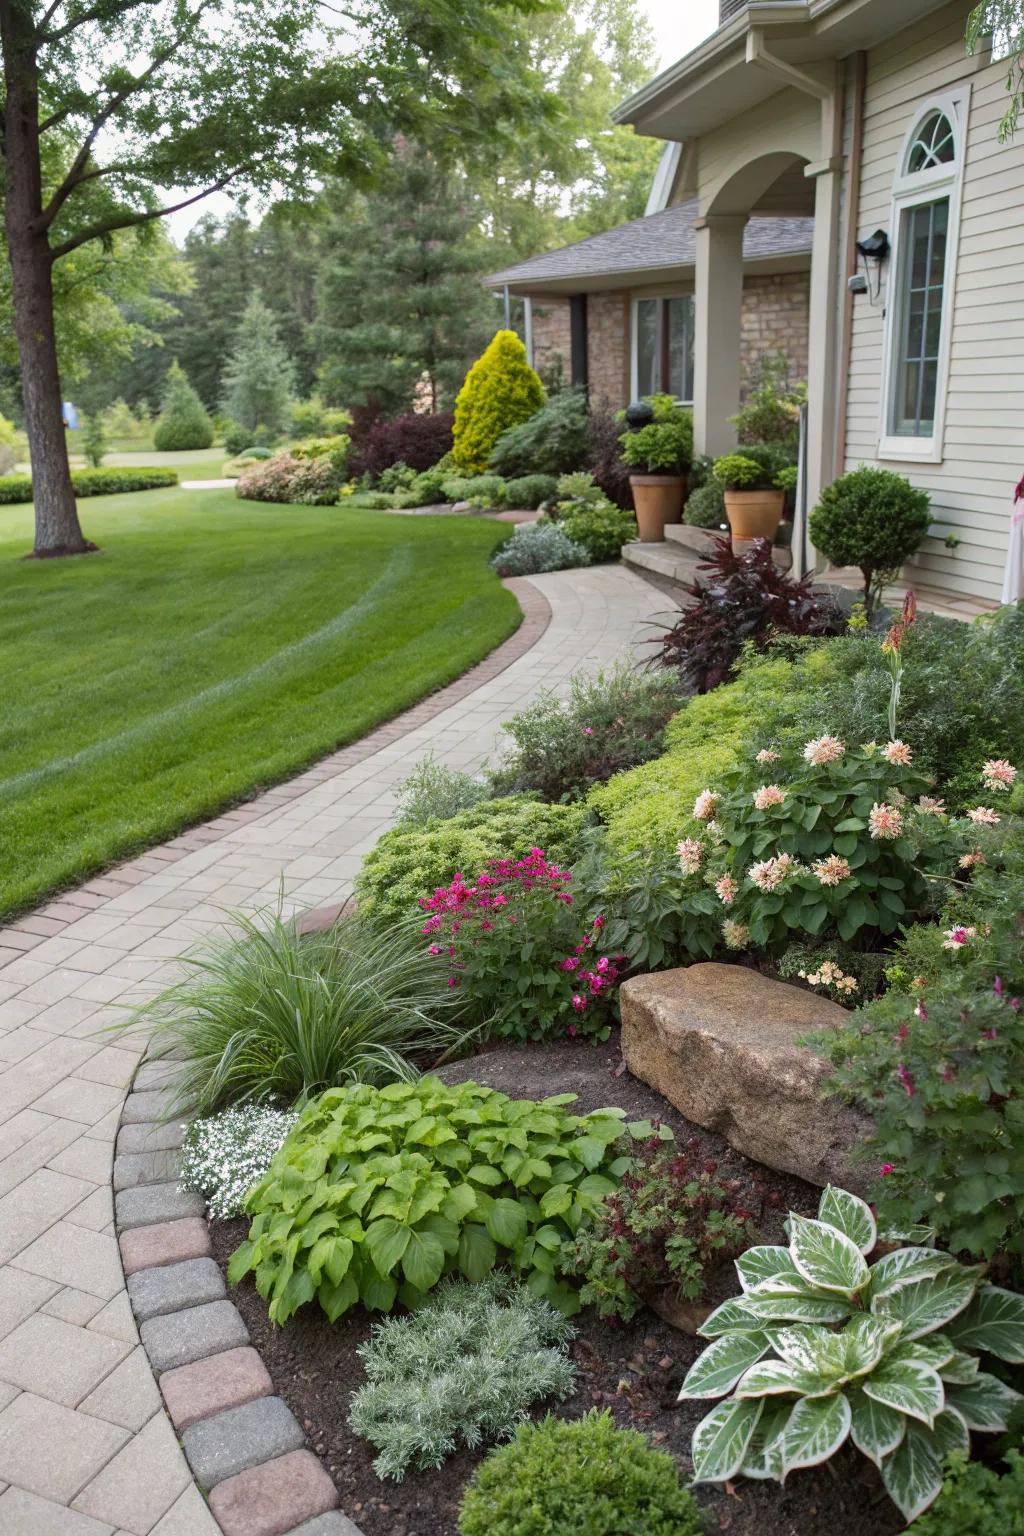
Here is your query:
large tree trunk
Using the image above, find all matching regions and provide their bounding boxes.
[1,0,94,557]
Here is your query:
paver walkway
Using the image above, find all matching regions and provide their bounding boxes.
[0,564,663,1535]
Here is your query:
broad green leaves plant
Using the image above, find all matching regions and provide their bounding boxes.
[230,1077,650,1323]
[678,1185,1024,1523]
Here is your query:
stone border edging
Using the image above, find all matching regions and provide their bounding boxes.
[114,1061,366,1536]
[0,576,552,967]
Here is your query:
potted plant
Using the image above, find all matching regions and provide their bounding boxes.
[619,407,693,541]
[712,448,789,547]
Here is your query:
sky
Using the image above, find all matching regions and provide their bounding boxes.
[168,0,721,239]
[642,0,719,69]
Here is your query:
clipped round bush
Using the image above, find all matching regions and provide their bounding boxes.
[453,330,545,474]
[354,796,587,923]
[683,480,726,528]
[440,473,507,507]
[490,522,589,578]
[504,473,558,510]
[458,1411,703,1536]
[809,465,931,612]
[153,361,214,450]
[488,388,588,477]
[558,503,637,563]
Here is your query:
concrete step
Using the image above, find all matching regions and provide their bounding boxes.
[664,522,723,554]
[622,540,700,596]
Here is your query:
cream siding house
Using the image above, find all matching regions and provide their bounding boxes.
[615,0,1022,607]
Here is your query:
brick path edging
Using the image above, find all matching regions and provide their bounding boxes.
[0,576,551,969]
[114,1061,364,1536]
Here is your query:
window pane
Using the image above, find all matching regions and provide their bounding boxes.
[907,110,956,173]
[635,299,659,395]
[667,297,695,401]
[891,197,948,437]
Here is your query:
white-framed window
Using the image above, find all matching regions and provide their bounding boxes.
[631,295,695,403]
[878,89,970,463]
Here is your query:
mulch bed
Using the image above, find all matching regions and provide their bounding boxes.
[211,1038,904,1536]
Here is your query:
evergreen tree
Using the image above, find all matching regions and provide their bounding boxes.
[153,361,214,450]
[316,143,496,416]
[221,294,296,437]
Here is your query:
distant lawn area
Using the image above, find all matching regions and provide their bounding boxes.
[0,488,520,919]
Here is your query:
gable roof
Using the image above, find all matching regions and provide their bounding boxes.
[486,199,814,294]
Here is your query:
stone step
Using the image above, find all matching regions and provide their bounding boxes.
[664,522,723,554]
[622,540,700,595]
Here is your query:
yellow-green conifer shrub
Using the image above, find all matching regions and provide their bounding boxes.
[453,330,545,474]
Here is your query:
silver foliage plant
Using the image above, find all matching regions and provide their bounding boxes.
[348,1272,576,1480]
[678,1186,1024,1524]
[490,522,590,577]
[180,1105,299,1220]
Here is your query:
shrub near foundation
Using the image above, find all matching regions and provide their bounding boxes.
[453,330,545,474]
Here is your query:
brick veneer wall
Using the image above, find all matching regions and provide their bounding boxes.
[522,270,809,410]
[741,270,810,388]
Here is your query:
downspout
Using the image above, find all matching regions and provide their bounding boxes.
[834,51,866,475]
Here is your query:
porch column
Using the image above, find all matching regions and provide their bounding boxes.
[693,214,747,458]
[804,155,844,510]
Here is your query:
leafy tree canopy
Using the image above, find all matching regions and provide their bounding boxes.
[967,3,1024,139]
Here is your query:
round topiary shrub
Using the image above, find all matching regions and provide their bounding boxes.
[153,360,214,451]
[683,480,726,528]
[458,1411,703,1536]
[809,465,931,615]
[453,330,545,474]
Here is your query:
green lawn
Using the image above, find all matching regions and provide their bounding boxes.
[0,488,519,918]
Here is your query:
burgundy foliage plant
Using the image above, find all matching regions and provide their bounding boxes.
[348,408,454,480]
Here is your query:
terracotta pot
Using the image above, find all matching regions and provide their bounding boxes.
[629,474,686,542]
[724,487,786,543]
[635,1284,714,1336]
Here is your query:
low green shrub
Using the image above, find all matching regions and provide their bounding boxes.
[355,797,588,924]
[677,1184,1024,1523]
[229,1077,638,1321]
[392,459,454,507]
[291,397,351,439]
[458,1410,703,1536]
[558,502,637,562]
[119,907,467,1116]
[348,1274,575,1478]
[489,523,589,577]
[340,489,394,510]
[154,360,214,450]
[817,809,1024,1259]
[441,473,507,506]
[394,755,489,828]
[223,421,276,457]
[378,461,417,491]
[503,473,558,509]
[571,836,721,972]
[913,1450,1024,1536]
[620,411,693,476]
[810,465,932,616]
[237,451,342,505]
[489,664,681,804]
[683,480,726,528]
[180,1105,299,1219]
[488,387,589,477]
[0,468,179,503]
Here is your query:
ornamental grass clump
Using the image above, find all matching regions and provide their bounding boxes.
[230,1077,637,1322]
[121,906,468,1116]
[348,1273,576,1479]
[419,849,624,1042]
[458,1410,703,1536]
[678,1184,1024,1523]
[180,1104,299,1219]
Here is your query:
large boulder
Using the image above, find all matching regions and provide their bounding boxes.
[620,963,872,1192]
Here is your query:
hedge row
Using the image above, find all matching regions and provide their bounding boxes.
[0,468,179,505]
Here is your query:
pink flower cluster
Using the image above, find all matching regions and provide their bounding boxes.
[753,784,786,811]
[868,802,903,840]
[803,735,845,766]
[982,758,1017,792]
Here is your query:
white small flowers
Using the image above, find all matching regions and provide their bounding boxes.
[812,854,852,887]
[882,740,913,766]
[982,758,1017,792]
[967,806,1001,826]
[180,1105,299,1220]
[693,789,720,822]
[753,784,786,811]
[803,735,845,766]
[798,960,858,997]
[676,838,703,877]
[868,802,903,840]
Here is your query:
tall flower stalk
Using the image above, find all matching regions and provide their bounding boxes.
[881,590,917,740]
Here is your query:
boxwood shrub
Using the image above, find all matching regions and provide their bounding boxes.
[0,468,179,504]
[355,797,588,923]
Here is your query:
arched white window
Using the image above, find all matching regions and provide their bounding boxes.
[879,89,969,462]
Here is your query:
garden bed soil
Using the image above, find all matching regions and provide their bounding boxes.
[211,1038,904,1536]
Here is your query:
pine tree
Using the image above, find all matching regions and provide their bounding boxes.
[220,294,296,438]
[315,143,497,416]
[153,361,214,450]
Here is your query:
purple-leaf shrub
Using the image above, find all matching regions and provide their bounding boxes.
[348,409,454,480]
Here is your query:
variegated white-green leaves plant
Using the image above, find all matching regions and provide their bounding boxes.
[678,1186,1024,1524]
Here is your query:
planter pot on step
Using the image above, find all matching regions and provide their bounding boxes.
[630,474,686,542]
[724,487,786,547]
